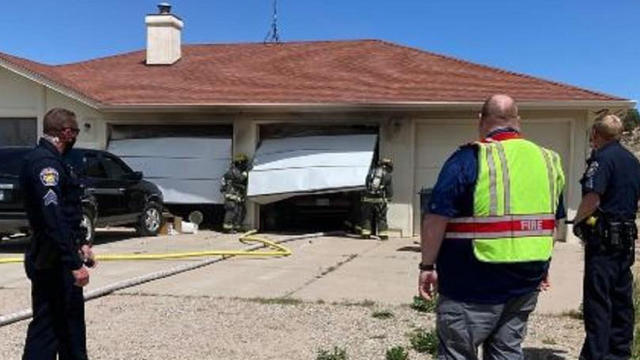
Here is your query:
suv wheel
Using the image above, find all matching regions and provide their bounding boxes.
[81,208,96,245]
[136,201,163,237]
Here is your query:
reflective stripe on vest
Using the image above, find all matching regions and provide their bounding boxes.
[445,214,556,239]
[445,138,565,263]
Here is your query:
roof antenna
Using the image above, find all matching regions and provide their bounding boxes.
[264,0,281,43]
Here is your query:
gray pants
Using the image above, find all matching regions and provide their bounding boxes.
[437,292,538,360]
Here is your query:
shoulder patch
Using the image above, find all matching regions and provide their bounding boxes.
[43,189,58,206]
[39,167,59,187]
[585,161,599,179]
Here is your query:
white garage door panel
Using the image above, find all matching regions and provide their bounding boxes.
[413,121,570,235]
[521,122,571,170]
[118,157,227,180]
[415,123,477,168]
[248,134,377,204]
[108,137,232,204]
[151,179,223,204]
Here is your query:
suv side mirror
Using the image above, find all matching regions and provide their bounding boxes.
[125,171,143,181]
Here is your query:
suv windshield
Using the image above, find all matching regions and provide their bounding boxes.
[0,148,31,177]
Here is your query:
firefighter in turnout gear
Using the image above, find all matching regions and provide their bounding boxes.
[221,154,249,233]
[361,158,393,239]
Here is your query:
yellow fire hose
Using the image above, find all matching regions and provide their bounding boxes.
[0,230,291,264]
[0,230,341,327]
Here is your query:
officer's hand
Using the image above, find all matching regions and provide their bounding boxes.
[72,266,90,287]
[418,270,438,300]
[79,244,97,268]
[539,273,551,291]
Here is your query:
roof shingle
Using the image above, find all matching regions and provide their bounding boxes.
[0,40,624,106]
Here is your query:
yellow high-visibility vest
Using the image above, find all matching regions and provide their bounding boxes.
[445,138,565,263]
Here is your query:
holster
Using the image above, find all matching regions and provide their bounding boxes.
[603,220,637,252]
[577,213,637,253]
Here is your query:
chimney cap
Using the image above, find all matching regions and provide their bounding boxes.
[158,2,172,14]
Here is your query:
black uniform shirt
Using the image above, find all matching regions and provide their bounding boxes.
[20,139,84,270]
[581,141,640,220]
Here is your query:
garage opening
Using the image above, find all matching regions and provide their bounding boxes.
[107,124,233,227]
[250,124,378,232]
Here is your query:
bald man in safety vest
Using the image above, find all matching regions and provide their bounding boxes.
[418,94,566,359]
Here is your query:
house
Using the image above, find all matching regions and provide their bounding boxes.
[0,5,634,239]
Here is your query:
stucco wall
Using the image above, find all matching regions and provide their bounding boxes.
[0,68,44,135]
[379,117,414,236]
[0,68,107,147]
[44,89,104,149]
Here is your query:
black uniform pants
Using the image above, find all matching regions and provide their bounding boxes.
[361,199,388,234]
[223,199,245,230]
[23,258,87,360]
[580,244,634,360]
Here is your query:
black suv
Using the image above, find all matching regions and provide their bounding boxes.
[0,147,164,243]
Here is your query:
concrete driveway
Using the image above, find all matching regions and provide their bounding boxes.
[0,229,583,316]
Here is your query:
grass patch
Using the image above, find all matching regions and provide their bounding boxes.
[316,346,348,360]
[386,345,410,360]
[409,328,438,355]
[372,310,395,319]
[410,295,437,313]
[542,337,557,345]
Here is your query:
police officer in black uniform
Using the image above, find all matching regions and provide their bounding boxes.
[360,158,393,239]
[20,108,95,360]
[221,154,249,233]
[573,114,640,360]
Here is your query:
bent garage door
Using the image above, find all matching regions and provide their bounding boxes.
[413,120,571,235]
[248,134,377,204]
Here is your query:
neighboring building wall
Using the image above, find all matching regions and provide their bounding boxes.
[0,68,106,148]
[44,89,104,149]
[0,68,45,136]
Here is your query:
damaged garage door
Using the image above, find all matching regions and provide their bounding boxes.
[247,134,377,204]
[108,137,231,204]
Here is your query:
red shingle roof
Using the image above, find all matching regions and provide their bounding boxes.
[0,40,624,106]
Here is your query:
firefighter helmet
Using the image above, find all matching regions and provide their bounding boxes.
[379,158,393,171]
[233,153,248,163]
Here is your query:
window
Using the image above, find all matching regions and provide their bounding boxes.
[102,156,129,179]
[0,118,37,146]
[84,154,107,179]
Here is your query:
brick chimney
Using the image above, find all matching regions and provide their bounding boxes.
[145,3,183,65]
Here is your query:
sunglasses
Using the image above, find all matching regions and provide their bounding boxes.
[61,127,80,135]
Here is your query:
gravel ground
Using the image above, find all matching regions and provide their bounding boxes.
[0,293,583,360]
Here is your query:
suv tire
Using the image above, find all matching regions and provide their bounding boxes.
[81,207,96,245]
[136,201,163,237]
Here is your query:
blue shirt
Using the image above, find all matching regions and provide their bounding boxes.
[581,141,640,220]
[423,130,566,304]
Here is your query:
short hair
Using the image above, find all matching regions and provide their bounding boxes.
[480,94,519,122]
[43,108,77,135]
[593,114,623,141]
